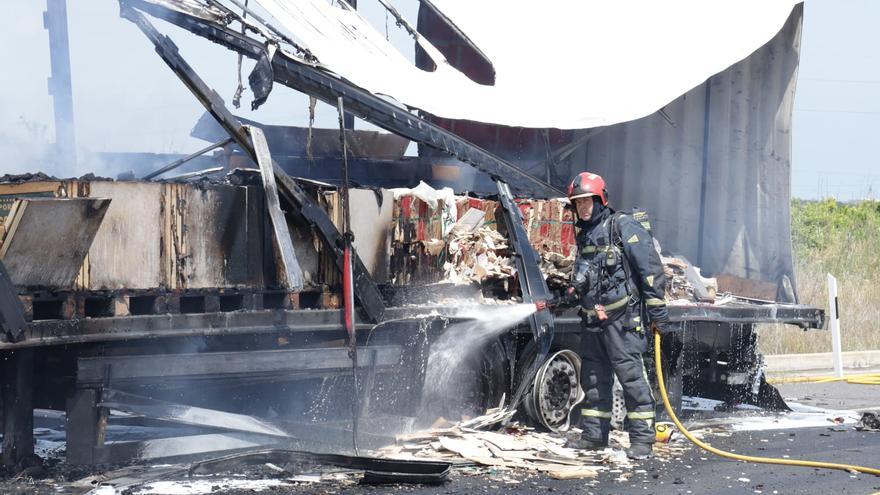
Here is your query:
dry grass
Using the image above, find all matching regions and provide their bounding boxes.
[757,262,880,355]
[757,199,880,355]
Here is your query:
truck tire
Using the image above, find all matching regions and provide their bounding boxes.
[517,342,584,432]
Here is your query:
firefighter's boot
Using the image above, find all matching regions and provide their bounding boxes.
[565,437,608,451]
[626,442,653,460]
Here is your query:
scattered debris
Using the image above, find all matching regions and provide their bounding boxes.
[132,478,292,494]
[377,413,692,479]
[389,183,728,305]
[855,411,880,432]
[443,227,514,285]
[662,253,718,302]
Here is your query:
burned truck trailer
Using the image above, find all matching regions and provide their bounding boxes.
[0,0,823,468]
[0,176,823,466]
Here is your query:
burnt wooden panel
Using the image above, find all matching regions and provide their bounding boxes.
[318,188,393,283]
[88,182,164,289]
[0,198,110,288]
[349,189,393,283]
[179,184,267,288]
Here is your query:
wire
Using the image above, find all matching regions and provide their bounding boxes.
[795,108,880,115]
[800,77,880,85]
[652,324,880,477]
[232,0,249,109]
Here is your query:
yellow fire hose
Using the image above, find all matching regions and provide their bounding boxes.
[768,373,880,385]
[651,324,880,477]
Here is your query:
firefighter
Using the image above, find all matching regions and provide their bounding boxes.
[560,171,670,459]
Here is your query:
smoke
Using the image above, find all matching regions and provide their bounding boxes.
[0,117,130,179]
[0,119,54,176]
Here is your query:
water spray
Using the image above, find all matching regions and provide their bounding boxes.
[420,303,540,421]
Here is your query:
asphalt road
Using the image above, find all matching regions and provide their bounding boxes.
[2,382,878,494]
[775,380,880,411]
[190,380,880,495]
[247,426,878,495]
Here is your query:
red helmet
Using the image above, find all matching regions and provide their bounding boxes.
[567,172,608,205]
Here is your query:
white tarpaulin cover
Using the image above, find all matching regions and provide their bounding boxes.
[253,0,801,129]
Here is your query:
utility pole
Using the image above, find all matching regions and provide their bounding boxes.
[342,0,356,130]
[44,0,77,167]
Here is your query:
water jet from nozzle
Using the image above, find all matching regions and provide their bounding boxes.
[419,303,538,423]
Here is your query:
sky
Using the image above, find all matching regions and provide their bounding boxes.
[793,0,880,200]
[0,0,877,200]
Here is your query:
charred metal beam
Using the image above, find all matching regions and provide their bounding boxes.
[165,166,224,181]
[0,260,26,342]
[120,4,385,321]
[119,0,564,198]
[77,345,402,385]
[1,349,34,466]
[6,300,823,351]
[6,310,373,350]
[188,448,451,484]
[273,57,563,199]
[417,0,494,79]
[669,302,825,329]
[554,302,826,329]
[495,181,555,413]
[250,126,304,289]
[142,137,232,180]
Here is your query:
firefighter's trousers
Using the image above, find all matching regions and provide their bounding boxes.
[578,317,656,445]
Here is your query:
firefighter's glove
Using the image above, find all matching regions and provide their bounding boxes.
[548,286,580,311]
[653,320,678,334]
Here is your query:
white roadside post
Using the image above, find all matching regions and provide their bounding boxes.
[827,273,843,378]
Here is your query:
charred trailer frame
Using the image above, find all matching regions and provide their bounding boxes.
[116,0,823,419]
[0,0,825,469]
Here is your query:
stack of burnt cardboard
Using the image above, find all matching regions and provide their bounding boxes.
[388,191,576,289]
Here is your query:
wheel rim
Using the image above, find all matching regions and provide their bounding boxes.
[525,349,584,431]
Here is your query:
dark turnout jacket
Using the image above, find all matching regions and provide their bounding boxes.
[572,206,669,327]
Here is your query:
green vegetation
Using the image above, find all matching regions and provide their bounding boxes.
[758,199,880,354]
[791,198,880,277]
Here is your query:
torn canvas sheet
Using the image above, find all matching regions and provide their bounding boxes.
[253,0,800,128]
